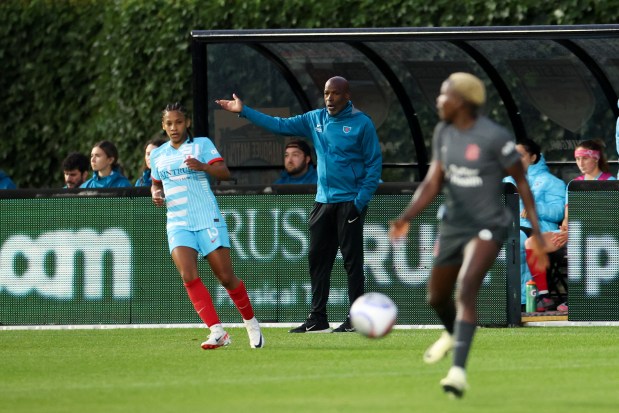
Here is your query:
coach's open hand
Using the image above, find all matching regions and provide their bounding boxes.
[215,93,243,113]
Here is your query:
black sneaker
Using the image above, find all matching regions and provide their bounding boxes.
[333,317,356,333]
[289,316,332,333]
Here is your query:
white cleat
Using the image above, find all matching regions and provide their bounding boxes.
[201,324,231,350]
[440,366,468,399]
[244,317,265,349]
[424,331,455,364]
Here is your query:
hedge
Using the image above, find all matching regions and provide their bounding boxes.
[1,0,617,188]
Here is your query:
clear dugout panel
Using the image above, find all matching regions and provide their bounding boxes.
[367,40,511,159]
[206,42,419,183]
[470,39,616,182]
[200,29,619,185]
[575,38,619,97]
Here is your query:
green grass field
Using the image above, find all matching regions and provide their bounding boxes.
[1,326,618,413]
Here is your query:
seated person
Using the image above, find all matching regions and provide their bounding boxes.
[524,139,616,312]
[616,98,619,178]
[80,140,131,188]
[135,137,167,187]
[274,139,317,184]
[62,152,90,188]
[503,138,565,309]
[0,169,16,189]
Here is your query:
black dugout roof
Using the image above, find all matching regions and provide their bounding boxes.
[191,25,619,184]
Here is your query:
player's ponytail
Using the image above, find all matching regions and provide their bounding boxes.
[186,126,194,143]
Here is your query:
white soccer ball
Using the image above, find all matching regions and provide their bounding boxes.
[350,292,397,338]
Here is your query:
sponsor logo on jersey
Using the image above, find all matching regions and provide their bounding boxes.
[447,164,483,187]
[502,140,516,156]
[465,143,480,161]
[315,124,323,133]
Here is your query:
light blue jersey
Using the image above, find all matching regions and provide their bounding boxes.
[150,137,226,232]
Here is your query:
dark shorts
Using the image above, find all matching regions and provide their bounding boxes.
[434,224,508,266]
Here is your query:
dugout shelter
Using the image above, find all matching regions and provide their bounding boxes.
[191,24,619,185]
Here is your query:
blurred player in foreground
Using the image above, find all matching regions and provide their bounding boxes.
[150,102,264,350]
[389,73,548,398]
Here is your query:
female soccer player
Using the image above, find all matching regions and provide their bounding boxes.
[150,102,264,350]
[389,73,548,398]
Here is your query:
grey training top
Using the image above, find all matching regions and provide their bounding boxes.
[432,116,521,231]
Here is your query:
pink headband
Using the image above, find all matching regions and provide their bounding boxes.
[574,148,600,160]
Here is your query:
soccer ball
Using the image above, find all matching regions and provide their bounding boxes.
[350,292,397,338]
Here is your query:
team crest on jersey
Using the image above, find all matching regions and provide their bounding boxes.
[343,126,352,133]
[315,124,323,133]
[502,140,516,156]
[465,143,480,161]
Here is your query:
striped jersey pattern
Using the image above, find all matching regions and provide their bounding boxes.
[150,137,225,231]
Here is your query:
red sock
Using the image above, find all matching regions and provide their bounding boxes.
[227,281,255,320]
[184,278,220,327]
[525,248,548,292]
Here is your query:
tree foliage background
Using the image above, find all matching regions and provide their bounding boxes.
[1,0,617,188]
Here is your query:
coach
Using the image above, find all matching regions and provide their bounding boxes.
[216,76,382,333]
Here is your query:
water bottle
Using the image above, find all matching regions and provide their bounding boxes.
[525,280,537,313]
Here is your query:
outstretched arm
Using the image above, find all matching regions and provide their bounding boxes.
[215,93,243,113]
[389,160,444,242]
[216,93,310,137]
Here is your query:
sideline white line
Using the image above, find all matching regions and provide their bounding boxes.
[2,322,618,331]
[523,321,619,327]
[0,323,446,331]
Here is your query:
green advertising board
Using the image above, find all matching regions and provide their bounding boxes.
[0,186,518,326]
[567,181,619,321]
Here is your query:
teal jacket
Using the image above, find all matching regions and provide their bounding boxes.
[135,169,153,187]
[0,170,16,189]
[616,99,619,162]
[504,154,566,303]
[80,168,131,188]
[504,154,566,232]
[241,102,382,211]
[274,164,318,185]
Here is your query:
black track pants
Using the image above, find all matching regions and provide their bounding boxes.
[307,201,366,320]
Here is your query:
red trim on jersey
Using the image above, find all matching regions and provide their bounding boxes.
[208,157,224,165]
[152,177,162,184]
